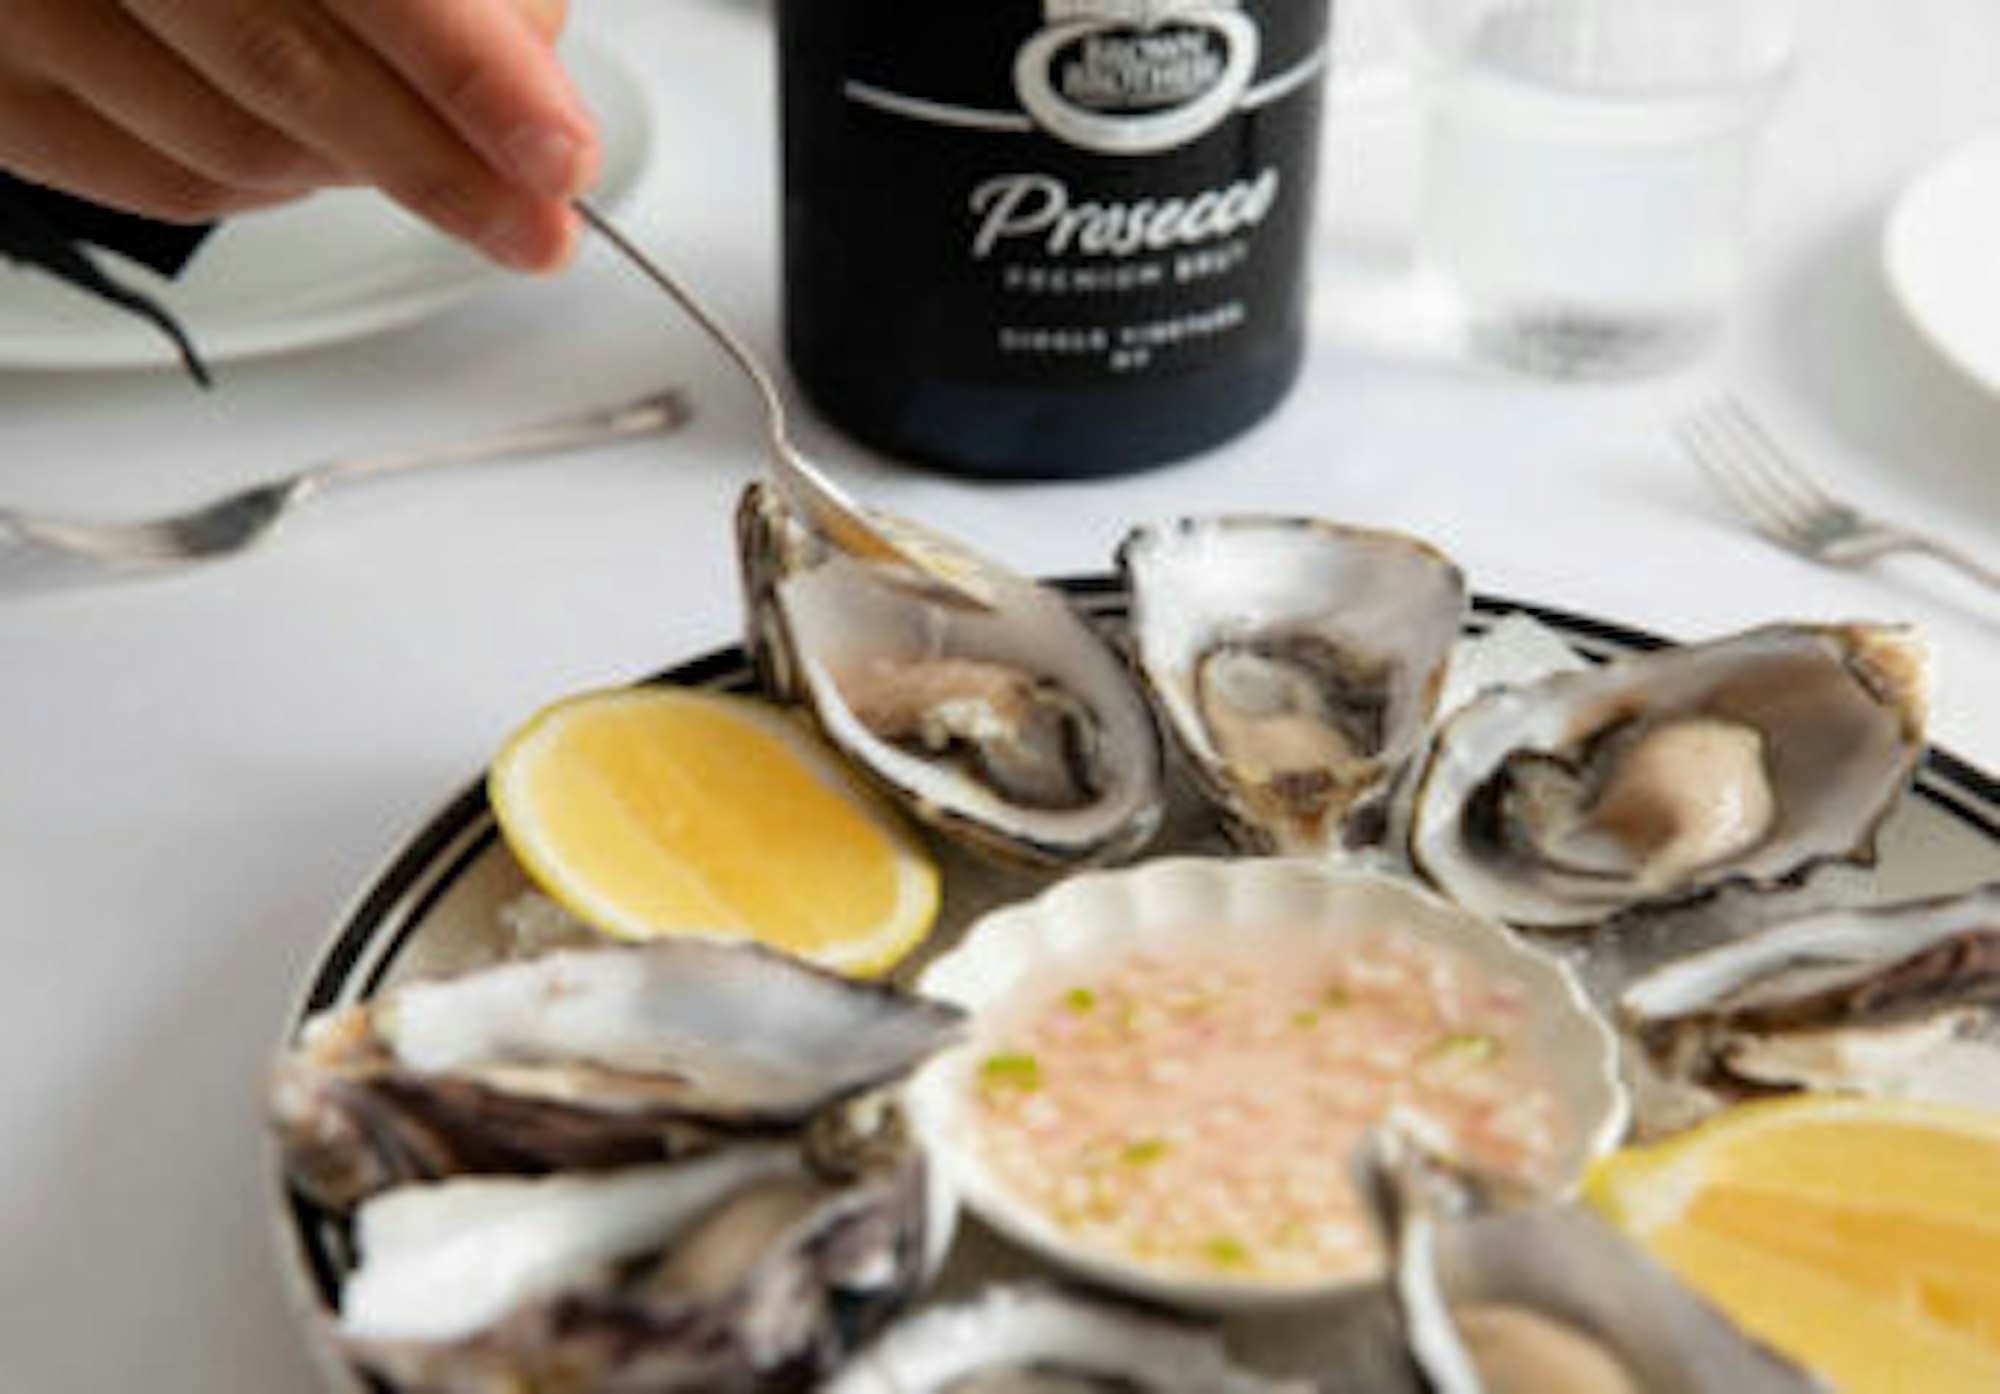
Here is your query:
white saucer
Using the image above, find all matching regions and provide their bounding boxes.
[1883,128,2000,396]
[0,34,651,373]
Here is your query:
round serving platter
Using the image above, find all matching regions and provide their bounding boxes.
[271,582,2000,1391]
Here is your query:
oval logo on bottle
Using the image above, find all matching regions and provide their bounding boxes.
[1015,0,1260,155]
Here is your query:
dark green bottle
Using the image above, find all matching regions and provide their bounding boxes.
[778,1,1331,479]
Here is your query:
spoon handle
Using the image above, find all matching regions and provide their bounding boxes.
[572,201,794,447]
[572,199,994,610]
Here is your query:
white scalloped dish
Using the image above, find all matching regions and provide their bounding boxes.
[906,857,1629,1311]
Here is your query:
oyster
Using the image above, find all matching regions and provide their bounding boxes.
[1120,517,1465,854]
[1621,886,2000,1114]
[740,483,1164,864]
[339,1135,935,1393]
[1353,1125,1825,1394]
[270,939,964,1208]
[1410,624,1929,928]
[823,1284,1305,1394]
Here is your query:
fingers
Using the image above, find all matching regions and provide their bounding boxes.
[8,0,338,197]
[513,0,569,48]
[327,0,598,199]
[122,0,594,271]
[0,0,593,271]
[0,69,307,222]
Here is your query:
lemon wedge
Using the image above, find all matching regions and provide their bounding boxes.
[489,686,939,975]
[1588,1094,2000,1394]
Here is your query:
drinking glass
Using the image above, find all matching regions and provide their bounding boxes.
[1413,0,1798,378]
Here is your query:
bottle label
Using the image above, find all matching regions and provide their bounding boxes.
[1014,1,1261,155]
[783,1,1327,388]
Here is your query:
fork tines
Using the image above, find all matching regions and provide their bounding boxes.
[1677,397,1849,544]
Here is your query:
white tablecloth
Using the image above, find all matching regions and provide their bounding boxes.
[1,1,1995,1388]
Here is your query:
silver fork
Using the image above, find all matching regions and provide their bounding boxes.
[1676,397,2000,591]
[0,388,689,569]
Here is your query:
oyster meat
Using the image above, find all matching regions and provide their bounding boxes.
[740,483,1164,864]
[270,938,964,1208]
[1120,516,1465,854]
[1621,886,2000,1118]
[1410,624,1929,927]
[840,655,1104,811]
[1351,1125,1825,1394]
[823,1284,1305,1394]
[339,1135,935,1393]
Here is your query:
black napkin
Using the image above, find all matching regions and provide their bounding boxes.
[0,174,215,386]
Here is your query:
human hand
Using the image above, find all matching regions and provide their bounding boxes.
[0,0,596,271]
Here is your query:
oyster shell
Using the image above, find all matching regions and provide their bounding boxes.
[823,1285,1305,1394]
[1353,1125,1825,1394]
[740,483,1164,865]
[1120,517,1465,854]
[1620,886,2000,1118]
[1410,624,1929,928]
[339,1137,935,1393]
[270,939,964,1208]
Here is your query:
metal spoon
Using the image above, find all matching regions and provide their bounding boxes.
[572,200,995,611]
[0,388,689,569]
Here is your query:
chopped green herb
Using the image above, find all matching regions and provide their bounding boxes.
[978,1052,1042,1091]
[1203,1235,1253,1269]
[1063,986,1098,1013]
[1290,1008,1320,1030]
[1427,1031,1501,1066]
[1121,1137,1171,1167]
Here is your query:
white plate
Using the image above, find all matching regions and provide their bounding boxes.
[269,588,2000,1390]
[0,35,651,373]
[1884,128,2000,395]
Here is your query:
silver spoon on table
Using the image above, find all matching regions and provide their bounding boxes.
[572,200,996,611]
[0,388,689,569]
